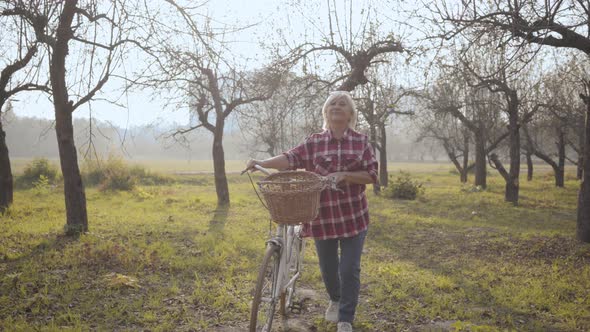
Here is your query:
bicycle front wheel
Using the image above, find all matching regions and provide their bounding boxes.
[250,243,281,332]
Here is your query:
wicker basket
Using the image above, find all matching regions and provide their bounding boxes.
[257,171,324,225]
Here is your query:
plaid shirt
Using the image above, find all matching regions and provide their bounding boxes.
[283,128,378,240]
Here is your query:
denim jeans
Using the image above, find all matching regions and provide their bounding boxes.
[314,230,367,323]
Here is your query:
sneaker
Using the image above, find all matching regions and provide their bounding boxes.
[324,300,339,322]
[337,322,353,332]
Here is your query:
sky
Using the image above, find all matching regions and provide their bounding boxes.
[12,0,281,128]
[8,0,423,129]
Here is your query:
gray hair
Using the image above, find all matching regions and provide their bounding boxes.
[321,91,357,130]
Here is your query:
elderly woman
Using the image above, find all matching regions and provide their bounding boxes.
[245,91,378,332]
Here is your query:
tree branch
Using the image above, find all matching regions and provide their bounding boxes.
[0,44,38,92]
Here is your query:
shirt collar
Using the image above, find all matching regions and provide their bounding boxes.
[325,127,350,142]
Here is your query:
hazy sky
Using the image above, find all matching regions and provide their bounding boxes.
[10,0,417,129]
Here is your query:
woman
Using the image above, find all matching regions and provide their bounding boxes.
[245,91,378,332]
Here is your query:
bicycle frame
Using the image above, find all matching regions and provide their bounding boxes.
[267,224,302,301]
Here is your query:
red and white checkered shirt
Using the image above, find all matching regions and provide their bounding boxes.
[283,128,378,240]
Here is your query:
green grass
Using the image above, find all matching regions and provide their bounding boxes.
[1,165,589,331]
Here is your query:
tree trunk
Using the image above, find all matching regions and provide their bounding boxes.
[505,109,520,205]
[444,143,466,183]
[474,130,487,188]
[526,125,565,188]
[526,150,533,181]
[577,94,590,243]
[490,153,509,181]
[266,141,276,158]
[522,124,533,182]
[368,120,380,194]
[556,128,566,187]
[578,125,585,180]
[213,123,230,206]
[378,124,388,187]
[51,0,88,235]
[0,115,13,212]
[460,168,468,183]
[337,66,368,92]
[448,152,462,179]
[55,105,88,234]
[461,132,469,183]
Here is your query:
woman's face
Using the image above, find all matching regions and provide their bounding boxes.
[326,96,352,128]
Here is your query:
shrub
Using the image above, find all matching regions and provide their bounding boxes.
[129,166,174,186]
[100,167,136,191]
[383,171,425,200]
[32,175,51,196]
[81,155,173,191]
[18,158,60,188]
[81,159,109,187]
[81,156,134,191]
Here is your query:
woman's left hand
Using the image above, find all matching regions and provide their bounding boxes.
[329,172,348,185]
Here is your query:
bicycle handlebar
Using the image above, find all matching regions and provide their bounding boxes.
[241,163,342,192]
[254,165,272,175]
[241,164,272,176]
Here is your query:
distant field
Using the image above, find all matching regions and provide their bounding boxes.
[11,157,571,176]
[10,158,248,174]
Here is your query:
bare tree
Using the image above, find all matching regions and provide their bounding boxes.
[356,73,413,189]
[284,2,406,93]
[3,0,140,234]
[473,67,522,204]
[417,58,509,189]
[181,67,278,206]
[138,0,280,206]
[435,0,590,239]
[417,107,472,183]
[552,57,590,181]
[522,71,574,187]
[524,122,567,187]
[0,11,48,212]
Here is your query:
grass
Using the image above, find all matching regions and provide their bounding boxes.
[1,163,589,331]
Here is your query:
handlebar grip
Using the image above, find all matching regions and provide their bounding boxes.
[254,164,272,175]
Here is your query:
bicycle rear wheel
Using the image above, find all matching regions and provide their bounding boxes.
[250,243,281,332]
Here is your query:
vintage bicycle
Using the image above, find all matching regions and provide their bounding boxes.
[242,165,337,332]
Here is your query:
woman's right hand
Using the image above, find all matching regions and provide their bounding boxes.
[242,155,288,174]
[242,159,262,174]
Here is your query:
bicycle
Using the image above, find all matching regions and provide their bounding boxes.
[243,165,336,332]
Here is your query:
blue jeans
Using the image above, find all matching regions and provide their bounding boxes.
[314,230,367,323]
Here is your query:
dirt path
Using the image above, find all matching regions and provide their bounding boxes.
[216,287,326,332]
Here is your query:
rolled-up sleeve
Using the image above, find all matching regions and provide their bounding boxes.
[362,143,379,184]
[283,137,313,170]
